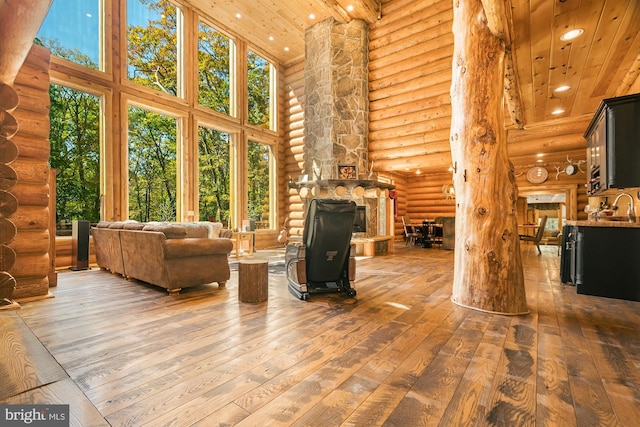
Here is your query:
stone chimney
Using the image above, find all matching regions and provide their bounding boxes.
[304,18,369,180]
[297,17,393,247]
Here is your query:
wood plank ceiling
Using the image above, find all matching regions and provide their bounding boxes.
[185,0,640,174]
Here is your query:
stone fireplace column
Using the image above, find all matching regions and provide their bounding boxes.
[304,18,369,181]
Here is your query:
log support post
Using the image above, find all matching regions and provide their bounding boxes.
[449,0,528,315]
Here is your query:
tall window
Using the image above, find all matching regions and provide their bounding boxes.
[247,50,275,129]
[198,22,233,115]
[127,0,182,97]
[198,126,231,223]
[49,84,101,233]
[128,106,177,221]
[247,140,273,229]
[37,0,102,69]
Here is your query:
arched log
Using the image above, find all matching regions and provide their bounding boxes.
[0,137,19,164]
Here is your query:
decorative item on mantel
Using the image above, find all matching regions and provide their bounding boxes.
[337,164,357,180]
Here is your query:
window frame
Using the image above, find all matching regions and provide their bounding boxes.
[123,96,187,221]
[43,0,282,238]
[196,18,237,118]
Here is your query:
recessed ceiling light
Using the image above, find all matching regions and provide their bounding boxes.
[86,13,92,18]
[284,47,290,51]
[269,36,274,41]
[309,13,316,20]
[551,108,565,115]
[346,5,355,12]
[536,153,544,157]
[416,169,421,175]
[560,29,583,41]
[235,13,242,19]
[554,85,571,92]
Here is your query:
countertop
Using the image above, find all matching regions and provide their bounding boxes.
[566,220,640,228]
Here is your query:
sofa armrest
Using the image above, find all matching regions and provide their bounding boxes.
[163,238,233,258]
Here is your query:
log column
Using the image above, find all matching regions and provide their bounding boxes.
[449,0,527,314]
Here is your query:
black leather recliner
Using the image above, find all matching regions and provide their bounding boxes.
[285,198,357,300]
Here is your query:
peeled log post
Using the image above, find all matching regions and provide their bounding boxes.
[449,0,527,315]
[0,0,53,85]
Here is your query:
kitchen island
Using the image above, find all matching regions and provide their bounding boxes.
[564,220,640,301]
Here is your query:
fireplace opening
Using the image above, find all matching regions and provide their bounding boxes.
[353,206,366,233]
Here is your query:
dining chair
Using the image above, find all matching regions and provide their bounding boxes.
[519,215,548,255]
[402,216,421,247]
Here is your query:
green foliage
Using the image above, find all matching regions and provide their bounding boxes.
[247,51,271,128]
[38,38,99,70]
[198,128,230,222]
[128,107,177,222]
[44,0,273,228]
[247,141,270,223]
[49,83,101,225]
[198,23,231,114]
[127,0,178,95]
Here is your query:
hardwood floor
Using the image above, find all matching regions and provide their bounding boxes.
[2,243,639,426]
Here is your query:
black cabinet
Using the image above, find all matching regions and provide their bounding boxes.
[570,225,640,302]
[584,93,640,195]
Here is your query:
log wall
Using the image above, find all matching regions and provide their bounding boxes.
[368,0,454,174]
[282,59,306,239]
[8,45,52,299]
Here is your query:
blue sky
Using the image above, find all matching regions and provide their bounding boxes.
[38,0,157,67]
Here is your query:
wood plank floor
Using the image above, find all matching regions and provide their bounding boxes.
[1,243,639,426]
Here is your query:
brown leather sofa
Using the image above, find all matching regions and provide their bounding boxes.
[92,221,233,294]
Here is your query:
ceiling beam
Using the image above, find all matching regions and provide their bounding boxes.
[318,0,381,24]
[347,0,382,23]
[317,0,352,22]
[481,0,525,129]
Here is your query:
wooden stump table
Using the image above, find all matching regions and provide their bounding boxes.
[238,259,268,303]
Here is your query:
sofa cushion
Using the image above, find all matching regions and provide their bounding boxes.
[142,224,188,239]
[106,220,140,229]
[204,222,224,238]
[122,222,146,230]
[181,222,210,238]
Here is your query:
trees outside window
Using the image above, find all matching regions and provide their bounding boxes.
[40,1,278,231]
[247,50,274,129]
[198,126,230,223]
[198,22,233,115]
[127,0,181,96]
[247,140,272,229]
[49,84,101,233]
[128,106,177,221]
